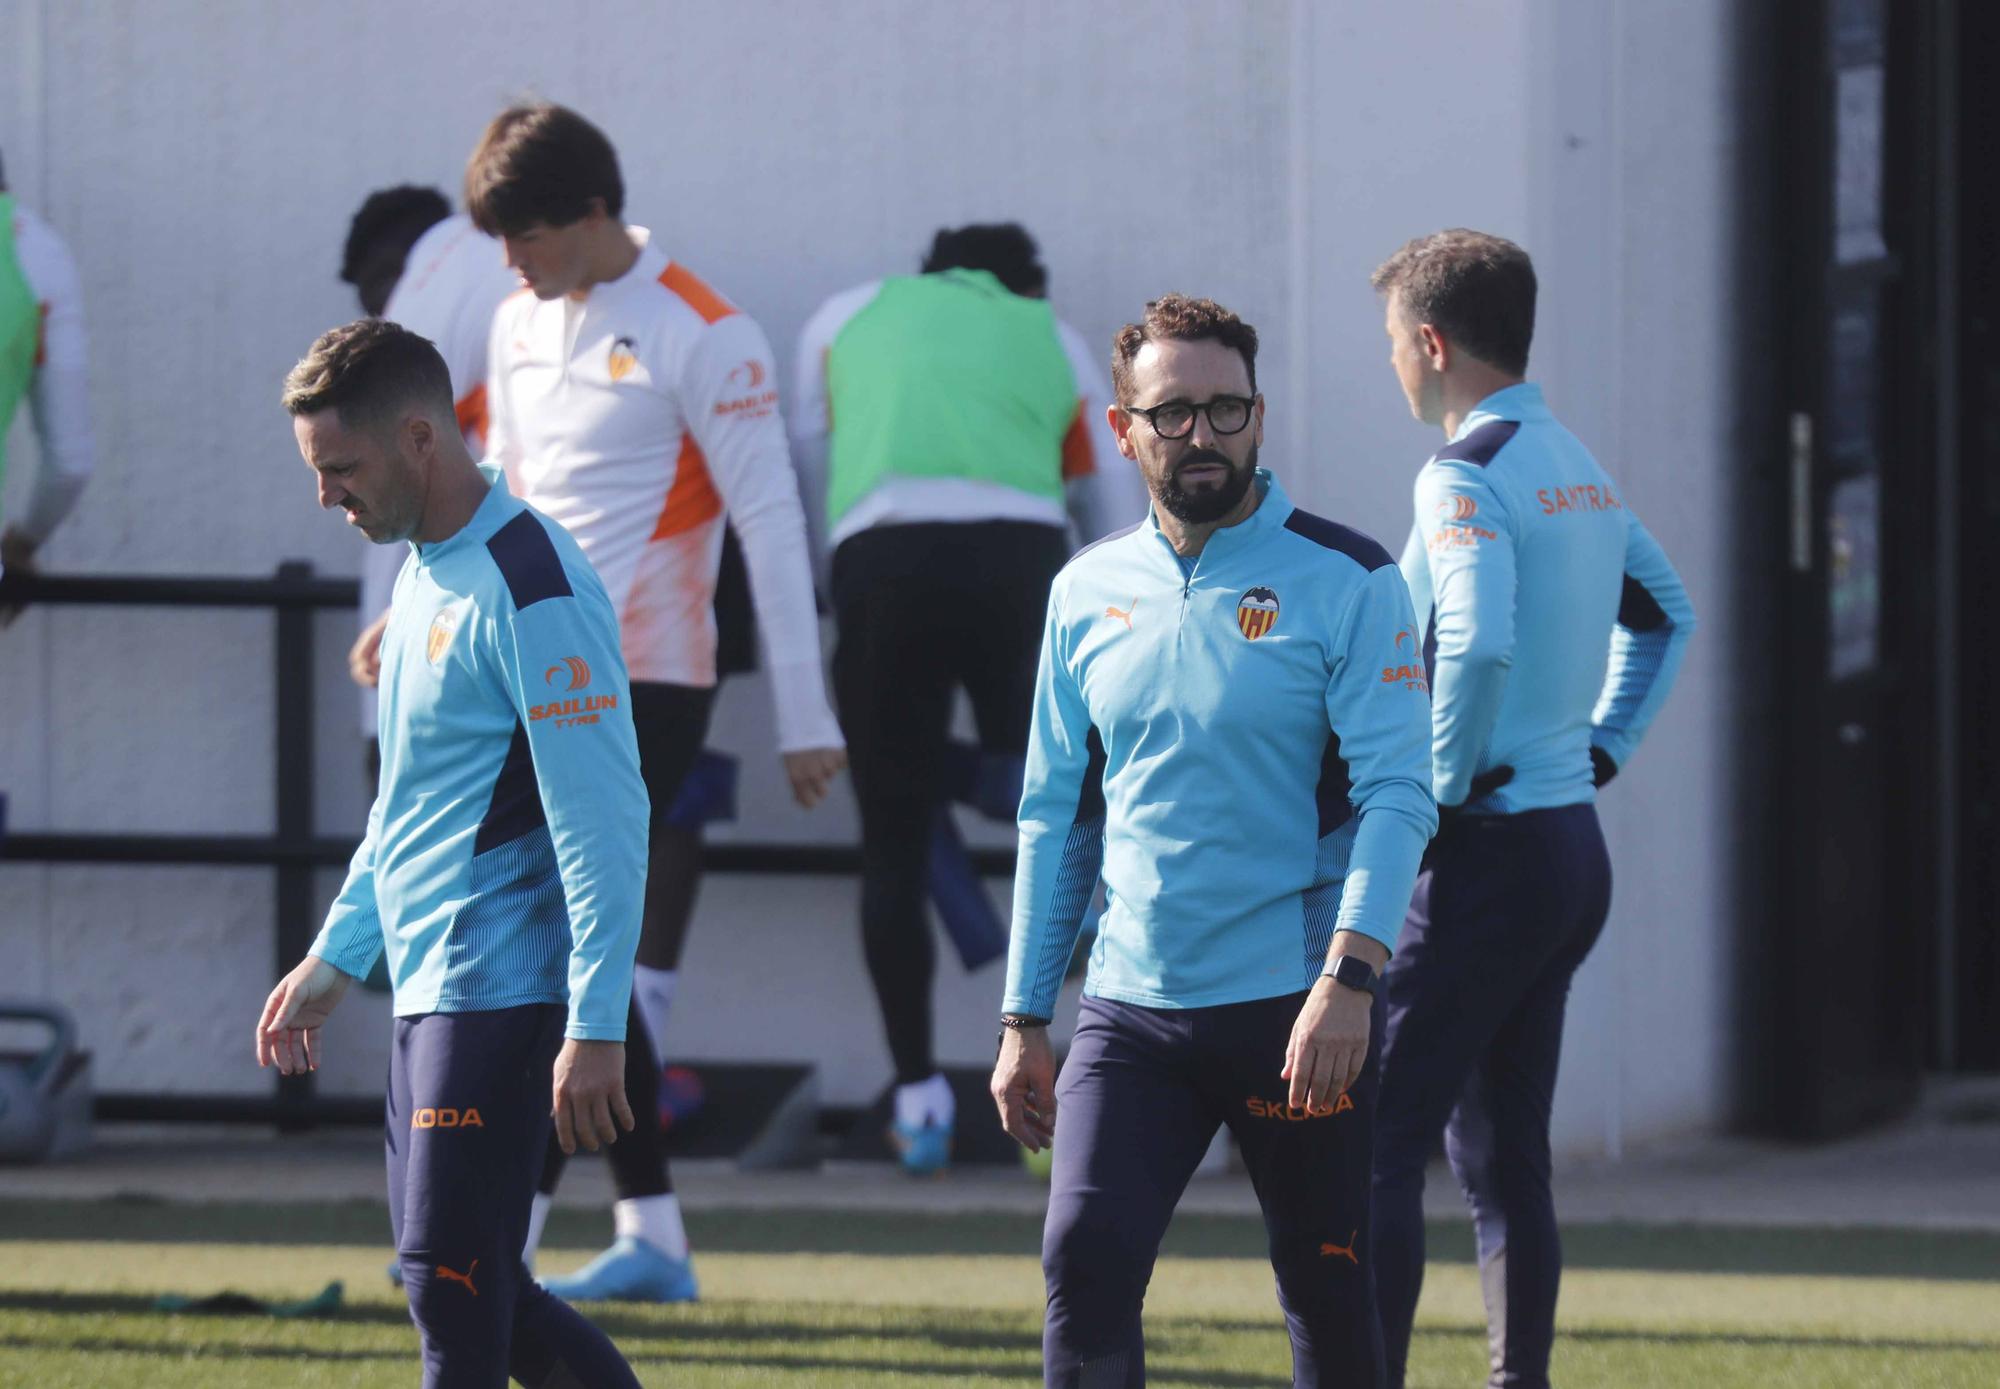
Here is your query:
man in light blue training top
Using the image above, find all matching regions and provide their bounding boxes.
[1367,230,1696,1389]
[255,319,645,1389]
[991,294,1437,1388]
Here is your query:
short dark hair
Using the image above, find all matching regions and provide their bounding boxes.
[281,319,456,437]
[465,103,623,238]
[921,223,1047,297]
[340,185,450,286]
[1110,294,1259,405]
[1371,229,1537,376]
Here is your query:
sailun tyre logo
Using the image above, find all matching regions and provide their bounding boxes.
[1383,626,1428,691]
[532,656,616,728]
[1237,587,1280,640]
[716,358,780,419]
[544,656,591,691]
[1434,495,1477,521]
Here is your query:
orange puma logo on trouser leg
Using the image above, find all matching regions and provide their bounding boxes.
[435,1258,479,1295]
[1319,1231,1359,1265]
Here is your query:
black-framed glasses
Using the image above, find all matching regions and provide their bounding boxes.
[1123,395,1255,440]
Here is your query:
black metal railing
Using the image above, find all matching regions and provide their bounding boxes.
[1,563,354,1128]
[0,563,1014,1128]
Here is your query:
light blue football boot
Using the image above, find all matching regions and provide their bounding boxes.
[540,1236,698,1303]
[889,1118,953,1177]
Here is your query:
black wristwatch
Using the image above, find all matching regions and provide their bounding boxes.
[1321,955,1379,998]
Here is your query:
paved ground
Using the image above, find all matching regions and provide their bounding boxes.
[6,1078,1996,1231]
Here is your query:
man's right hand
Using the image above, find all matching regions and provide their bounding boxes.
[552,1038,635,1155]
[1426,764,1516,869]
[1590,746,1619,788]
[990,1025,1058,1152]
[782,745,847,809]
[255,955,353,1074]
[349,610,390,688]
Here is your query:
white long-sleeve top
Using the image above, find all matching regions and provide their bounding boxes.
[8,201,95,546]
[486,228,840,752]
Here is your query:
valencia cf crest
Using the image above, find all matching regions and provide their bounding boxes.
[1237,587,1280,640]
[608,335,638,382]
[427,608,459,664]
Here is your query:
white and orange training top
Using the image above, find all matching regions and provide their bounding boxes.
[385,214,516,447]
[485,227,840,753]
[359,213,518,737]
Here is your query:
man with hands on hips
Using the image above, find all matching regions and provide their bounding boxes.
[257,319,644,1389]
[992,294,1436,1389]
[1366,230,1695,1389]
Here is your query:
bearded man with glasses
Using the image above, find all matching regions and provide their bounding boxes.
[991,293,1437,1388]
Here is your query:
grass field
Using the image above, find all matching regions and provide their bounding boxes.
[3,1197,1997,1386]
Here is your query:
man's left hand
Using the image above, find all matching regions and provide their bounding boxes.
[783,746,847,809]
[552,1039,634,1155]
[1283,969,1379,1113]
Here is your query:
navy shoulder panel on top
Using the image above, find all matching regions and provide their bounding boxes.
[1430,418,1521,469]
[486,510,573,610]
[1281,509,1396,573]
[1067,521,1143,567]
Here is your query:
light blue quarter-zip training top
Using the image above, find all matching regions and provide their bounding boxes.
[310,473,650,1041]
[1003,470,1437,1018]
[1397,383,1696,812]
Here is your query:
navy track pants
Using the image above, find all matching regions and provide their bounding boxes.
[1042,990,1387,1388]
[1371,803,1612,1389]
[386,1005,640,1388]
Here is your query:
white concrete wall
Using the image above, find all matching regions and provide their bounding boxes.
[0,0,1743,1150]
[1509,0,1740,1156]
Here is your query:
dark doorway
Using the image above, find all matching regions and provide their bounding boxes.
[1754,0,1974,1138]
[1947,0,2000,1071]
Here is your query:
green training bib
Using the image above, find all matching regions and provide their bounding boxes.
[0,194,43,511]
[824,269,1079,525]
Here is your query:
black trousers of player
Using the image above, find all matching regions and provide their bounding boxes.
[831,520,1070,1084]
[1371,804,1612,1389]
[538,680,716,1202]
[387,1005,640,1388]
[1043,991,1387,1389]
